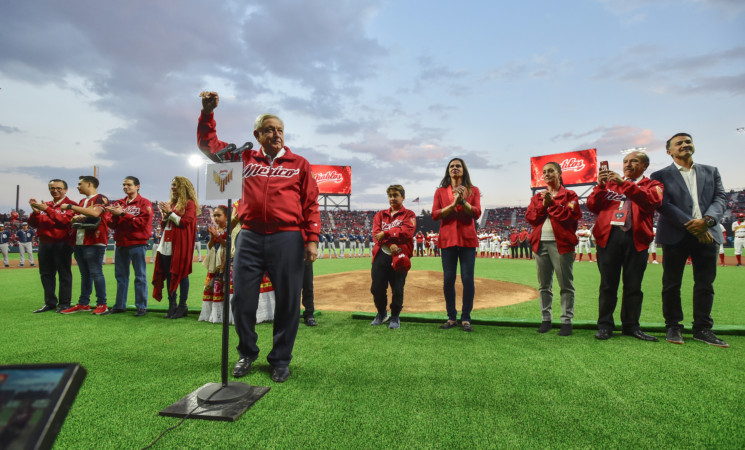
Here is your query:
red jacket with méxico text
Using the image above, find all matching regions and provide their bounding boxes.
[197,112,320,242]
[109,194,154,247]
[432,186,482,248]
[152,199,197,300]
[76,194,111,246]
[586,176,663,252]
[372,206,416,261]
[28,197,76,244]
[525,187,581,254]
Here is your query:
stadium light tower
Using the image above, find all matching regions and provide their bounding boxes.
[189,154,206,200]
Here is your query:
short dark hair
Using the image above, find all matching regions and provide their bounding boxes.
[666,132,692,150]
[79,175,99,188]
[124,176,140,186]
[386,184,405,198]
[49,179,68,189]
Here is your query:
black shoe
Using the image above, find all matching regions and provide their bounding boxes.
[439,320,458,329]
[304,316,317,327]
[271,366,291,383]
[461,321,473,332]
[693,329,729,348]
[33,305,56,313]
[622,329,659,342]
[537,321,552,333]
[56,304,70,313]
[102,307,127,315]
[170,305,188,319]
[558,323,572,336]
[595,329,612,340]
[665,327,684,344]
[370,313,388,326]
[134,308,147,317]
[164,303,176,319]
[232,357,255,378]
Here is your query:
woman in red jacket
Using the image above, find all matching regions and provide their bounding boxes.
[432,158,481,332]
[525,162,581,336]
[152,176,198,319]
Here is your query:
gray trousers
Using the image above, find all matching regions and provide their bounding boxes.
[1,243,8,265]
[535,241,575,323]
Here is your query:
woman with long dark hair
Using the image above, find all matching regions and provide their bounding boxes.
[525,162,581,336]
[152,176,198,319]
[432,158,481,332]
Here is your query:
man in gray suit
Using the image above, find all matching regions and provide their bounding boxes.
[650,132,729,347]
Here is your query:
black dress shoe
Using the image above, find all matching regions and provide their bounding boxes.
[271,366,291,383]
[304,316,317,327]
[595,329,612,340]
[622,329,659,342]
[134,308,147,317]
[232,357,255,378]
[102,307,127,315]
[56,305,70,313]
[33,305,56,313]
[170,305,188,319]
[665,327,684,344]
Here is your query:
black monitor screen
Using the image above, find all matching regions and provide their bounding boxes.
[0,364,86,450]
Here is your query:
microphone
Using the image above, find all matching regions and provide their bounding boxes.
[214,142,253,161]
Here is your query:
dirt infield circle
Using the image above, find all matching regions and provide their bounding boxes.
[314,270,538,313]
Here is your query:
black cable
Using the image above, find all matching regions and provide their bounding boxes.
[141,388,222,450]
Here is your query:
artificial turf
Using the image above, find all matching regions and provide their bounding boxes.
[1,253,744,448]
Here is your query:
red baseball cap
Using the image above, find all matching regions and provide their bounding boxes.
[391,252,411,273]
[739,213,745,218]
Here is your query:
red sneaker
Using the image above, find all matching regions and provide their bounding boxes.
[60,304,91,314]
[92,305,108,315]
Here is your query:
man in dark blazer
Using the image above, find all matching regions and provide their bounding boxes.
[650,132,729,347]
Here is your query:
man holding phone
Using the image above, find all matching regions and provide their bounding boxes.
[587,152,663,341]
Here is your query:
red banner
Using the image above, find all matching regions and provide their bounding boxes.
[311,165,352,195]
[530,149,597,188]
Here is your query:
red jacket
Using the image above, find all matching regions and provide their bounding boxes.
[109,194,154,247]
[197,112,320,242]
[152,200,197,300]
[372,206,416,261]
[75,194,111,246]
[28,197,76,244]
[432,186,482,248]
[525,187,581,254]
[586,176,663,252]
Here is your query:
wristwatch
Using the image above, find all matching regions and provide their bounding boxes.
[704,216,715,227]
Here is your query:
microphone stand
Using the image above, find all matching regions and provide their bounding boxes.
[160,142,268,421]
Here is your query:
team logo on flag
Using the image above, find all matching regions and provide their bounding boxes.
[213,168,233,192]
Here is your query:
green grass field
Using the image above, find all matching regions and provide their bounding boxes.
[2,252,744,448]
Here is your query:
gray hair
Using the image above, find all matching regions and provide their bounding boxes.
[254,114,284,131]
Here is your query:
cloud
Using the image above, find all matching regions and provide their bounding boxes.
[551,125,664,158]
[0,124,22,134]
[483,53,573,82]
[593,45,745,96]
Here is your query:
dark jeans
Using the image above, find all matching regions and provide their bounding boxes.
[159,254,190,305]
[370,251,408,316]
[233,230,304,367]
[302,262,315,318]
[441,246,476,322]
[596,227,648,332]
[519,241,532,258]
[661,234,717,331]
[114,244,148,310]
[38,241,73,308]
[74,245,107,306]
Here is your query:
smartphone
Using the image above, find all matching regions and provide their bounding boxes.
[599,160,609,172]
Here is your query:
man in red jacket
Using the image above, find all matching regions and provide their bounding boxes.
[59,176,111,315]
[198,91,320,383]
[587,151,663,341]
[104,176,153,317]
[28,179,76,313]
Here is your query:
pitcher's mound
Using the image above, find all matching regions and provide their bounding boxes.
[314,270,537,313]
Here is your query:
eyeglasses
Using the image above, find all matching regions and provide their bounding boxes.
[49,187,66,191]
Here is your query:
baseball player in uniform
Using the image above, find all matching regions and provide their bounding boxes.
[576,224,594,262]
[490,230,501,258]
[17,222,36,267]
[317,232,326,259]
[0,224,11,267]
[734,213,745,266]
[648,226,658,264]
[349,230,358,257]
[500,237,510,258]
